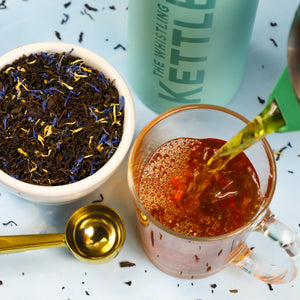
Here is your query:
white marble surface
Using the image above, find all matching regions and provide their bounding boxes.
[0,0,299,299]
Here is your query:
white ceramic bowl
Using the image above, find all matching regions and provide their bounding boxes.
[0,42,135,204]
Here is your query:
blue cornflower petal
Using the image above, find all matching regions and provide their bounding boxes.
[90,112,98,122]
[103,107,112,115]
[111,137,120,144]
[64,90,75,107]
[42,100,47,111]
[107,147,116,159]
[0,86,5,99]
[98,133,108,145]
[66,48,74,57]
[119,96,125,111]
[43,87,61,94]
[70,166,77,174]
[70,155,84,174]
[57,55,64,71]
[28,116,35,122]
[90,165,94,176]
[41,52,48,60]
[29,130,37,139]
[52,116,58,127]
[69,175,76,182]
[87,83,100,92]
[75,155,84,167]
[9,174,19,179]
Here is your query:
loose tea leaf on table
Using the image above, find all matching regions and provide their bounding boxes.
[0,50,124,185]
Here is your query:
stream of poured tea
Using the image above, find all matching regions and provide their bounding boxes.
[189,100,285,201]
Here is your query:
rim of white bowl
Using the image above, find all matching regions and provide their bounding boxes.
[0,42,135,203]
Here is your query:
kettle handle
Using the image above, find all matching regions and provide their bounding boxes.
[267,66,300,133]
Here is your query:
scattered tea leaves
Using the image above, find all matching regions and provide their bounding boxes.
[0,0,6,9]
[257,96,265,104]
[210,283,217,294]
[274,144,290,161]
[193,254,200,262]
[2,220,17,226]
[79,31,84,43]
[119,261,136,268]
[92,194,104,203]
[113,44,126,51]
[124,281,132,286]
[270,38,278,47]
[55,31,62,40]
[64,1,71,8]
[61,13,70,24]
[151,230,154,247]
[229,289,238,293]
[82,9,94,20]
[84,4,97,11]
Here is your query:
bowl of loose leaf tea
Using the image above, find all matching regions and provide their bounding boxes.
[0,42,135,204]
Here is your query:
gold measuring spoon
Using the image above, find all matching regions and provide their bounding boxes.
[0,204,125,263]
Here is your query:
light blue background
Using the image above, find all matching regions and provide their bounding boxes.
[0,1,299,299]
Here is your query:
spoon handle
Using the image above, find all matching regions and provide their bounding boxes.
[0,233,65,254]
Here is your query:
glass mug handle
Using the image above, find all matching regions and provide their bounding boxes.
[235,209,300,284]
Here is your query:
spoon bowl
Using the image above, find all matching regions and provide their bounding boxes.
[65,204,125,263]
[0,204,125,263]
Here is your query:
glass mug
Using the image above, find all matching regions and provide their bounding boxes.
[127,104,300,283]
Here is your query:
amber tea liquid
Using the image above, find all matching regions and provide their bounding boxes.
[138,137,261,237]
[129,105,278,278]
